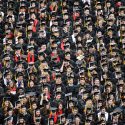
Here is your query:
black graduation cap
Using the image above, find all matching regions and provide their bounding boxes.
[93,91,100,96]
[50,107,57,112]
[85,119,91,123]
[27,45,34,51]
[56,73,61,78]
[21,105,26,109]
[43,84,50,89]
[15,44,22,50]
[2,53,10,60]
[3,97,11,102]
[55,91,62,97]
[16,72,23,78]
[4,70,11,77]
[26,92,36,97]
[110,107,123,116]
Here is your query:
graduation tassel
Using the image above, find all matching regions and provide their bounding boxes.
[88,69,91,79]
[48,118,49,125]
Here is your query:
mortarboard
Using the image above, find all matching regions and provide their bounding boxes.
[27,45,34,50]
[110,107,123,116]
[16,72,23,78]
[50,107,57,112]
[26,92,36,97]
[3,97,11,102]
[43,84,50,89]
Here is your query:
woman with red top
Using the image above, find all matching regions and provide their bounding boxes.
[56,103,64,116]
[49,108,58,124]
[14,45,22,62]
[30,13,39,33]
[7,80,16,95]
[27,47,35,63]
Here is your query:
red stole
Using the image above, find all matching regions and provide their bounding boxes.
[61,41,64,50]
[57,109,63,116]
[27,53,35,63]
[14,54,22,62]
[49,113,58,123]
[51,53,60,63]
[32,19,38,32]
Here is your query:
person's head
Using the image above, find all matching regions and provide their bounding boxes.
[28,80,35,87]
[94,78,100,85]
[107,98,114,105]
[72,107,78,115]
[65,52,71,60]
[18,117,25,124]
[43,85,49,94]
[35,109,41,117]
[61,115,66,123]
[75,115,81,124]
[67,77,74,84]
[84,8,90,16]
[55,92,62,100]
[101,106,106,113]
[31,102,37,110]
[56,103,62,110]
[30,13,36,20]
[21,105,26,114]
[79,77,86,85]
[49,118,54,125]
[96,30,102,38]
[45,102,50,109]
[55,75,62,84]
[69,101,74,108]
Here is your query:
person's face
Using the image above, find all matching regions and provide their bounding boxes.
[97,31,102,38]
[84,9,90,15]
[80,78,85,85]
[58,103,63,110]
[18,76,23,81]
[36,110,41,116]
[109,20,114,26]
[8,110,13,116]
[73,109,78,115]
[39,55,44,61]
[43,87,49,93]
[119,86,123,92]
[65,54,70,60]
[101,108,105,113]
[46,103,50,109]
[88,25,93,31]
[94,79,100,85]
[21,107,26,113]
[31,13,36,20]
[61,117,66,123]
[29,81,34,87]
[50,120,54,125]
[83,94,88,100]
[41,45,46,51]
[94,94,100,100]
[68,78,73,84]
[106,2,111,8]
[19,118,25,124]
[6,74,11,80]
[56,77,61,84]
[109,14,115,20]
[7,119,13,125]
[19,39,24,44]
[56,94,61,100]
[63,14,68,20]
[75,117,80,124]
[69,102,74,108]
